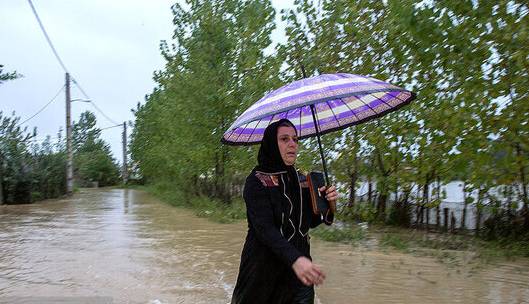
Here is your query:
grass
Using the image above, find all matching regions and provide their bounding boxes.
[368,225,529,263]
[380,234,410,251]
[121,184,529,261]
[126,183,246,223]
[307,221,529,264]
[310,225,367,245]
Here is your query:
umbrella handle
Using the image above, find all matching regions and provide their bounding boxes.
[309,104,330,186]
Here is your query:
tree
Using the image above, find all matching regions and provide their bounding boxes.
[0,64,21,85]
[73,111,120,187]
[131,0,280,203]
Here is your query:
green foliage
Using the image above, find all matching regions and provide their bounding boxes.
[144,182,246,223]
[280,0,529,231]
[311,225,366,244]
[0,111,65,203]
[72,111,120,187]
[0,64,21,85]
[130,0,280,203]
[0,110,119,203]
[380,234,410,251]
[130,0,528,239]
[29,137,67,200]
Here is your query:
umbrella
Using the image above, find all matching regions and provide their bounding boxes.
[222,73,416,185]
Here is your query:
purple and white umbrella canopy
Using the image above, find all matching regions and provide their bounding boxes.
[222,73,415,145]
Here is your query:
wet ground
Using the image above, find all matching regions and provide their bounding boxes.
[1,189,528,303]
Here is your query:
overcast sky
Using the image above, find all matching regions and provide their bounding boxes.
[0,0,293,163]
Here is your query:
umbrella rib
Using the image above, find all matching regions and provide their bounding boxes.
[233,88,409,128]
[368,91,403,112]
[358,94,381,116]
[313,104,323,133]
[387,90,410,103]
[339,97,363,123]
[299,106,303,137]
[225,130,235,142]
[248,117,262,143]
[326,100,341,128]
[233,123,249,144]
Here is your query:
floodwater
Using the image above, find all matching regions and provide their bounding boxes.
[0,189,528,304]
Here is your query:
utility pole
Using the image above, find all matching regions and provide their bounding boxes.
[122,121,128,184]
[65,73,73,195]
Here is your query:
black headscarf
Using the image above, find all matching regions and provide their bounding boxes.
[257,119,297,173]
[256,119,300,201]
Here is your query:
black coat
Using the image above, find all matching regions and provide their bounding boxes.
[231,168,326,304]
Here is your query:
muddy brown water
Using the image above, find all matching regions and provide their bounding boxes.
[0,189,528,303]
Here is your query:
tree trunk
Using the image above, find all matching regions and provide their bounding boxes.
[348,171,357,208]
[402,188,411,227]
[0,166,3,205]
[348,131,359,208]
[443,208,449,232]
[435,177,441,229]
[0,155,3,205]
[475,207,482,236]
[368,179,373,207]
[450,211,456,233]
[214,147,230,203]
[377,190,387,220]
[415,185,420,227]
[475,189,483,236]
[436,206,440,230]
[425,207,430,231]
[461,182,467,230]
[420,180,430,229]
[516,144,529,227]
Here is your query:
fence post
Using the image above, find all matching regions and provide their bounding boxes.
[443,208,449,232]
[450,211,456,233]
[475,206,481,236]
[426,207,430,231]
[436,206,440,230]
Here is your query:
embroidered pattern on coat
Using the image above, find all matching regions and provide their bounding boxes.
[255,172,279,187]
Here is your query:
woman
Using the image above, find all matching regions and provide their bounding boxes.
[231,119,337,304]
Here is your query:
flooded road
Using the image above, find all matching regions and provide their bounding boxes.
[1,189,528,303]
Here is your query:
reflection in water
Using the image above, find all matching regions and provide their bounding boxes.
[0,189,528,303]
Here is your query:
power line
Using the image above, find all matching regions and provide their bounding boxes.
[90,102,119,125]
[27,0,68,73]
[28,135,61,142]
[71,77,119,125]
[100,124,122,131]
[27,1,120,127]
[20,85,65,125]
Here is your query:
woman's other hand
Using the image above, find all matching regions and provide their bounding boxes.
[292,256,326,286]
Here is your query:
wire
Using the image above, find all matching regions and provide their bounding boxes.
[100,124,122,131]
[89,102,119,125]
[20,85,65,125]
[27,1,119,127]
[27,135,61,142]
[27,0,69,73]
[71,77,119,125]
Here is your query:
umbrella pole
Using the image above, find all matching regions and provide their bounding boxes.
[309,104,330,186]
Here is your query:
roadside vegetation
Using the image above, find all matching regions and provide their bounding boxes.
[129,0,528,256]
[0,106,120,204]
[132,183,246,224]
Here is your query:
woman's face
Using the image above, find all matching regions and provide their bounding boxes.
[277,126,298,166]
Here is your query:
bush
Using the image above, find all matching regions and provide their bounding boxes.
[311,225,366,244]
